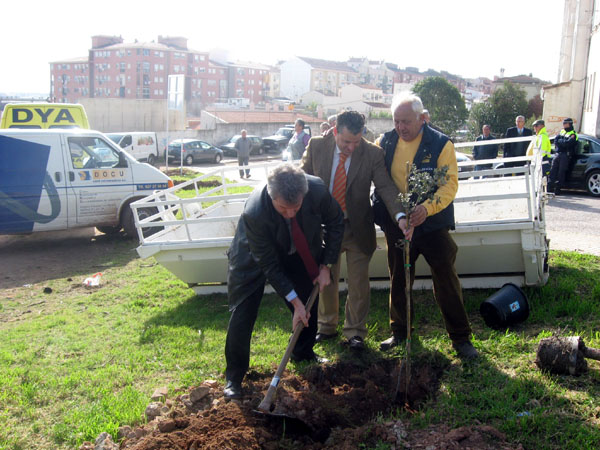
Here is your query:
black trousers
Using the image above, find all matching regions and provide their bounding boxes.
[225,253,318,384]
[549,152,570,190]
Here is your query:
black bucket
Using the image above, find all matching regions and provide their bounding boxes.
[480,283,529,329]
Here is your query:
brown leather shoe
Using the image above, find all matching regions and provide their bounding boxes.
[452,341,479,360]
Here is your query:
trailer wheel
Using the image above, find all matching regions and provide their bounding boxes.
[122,204,161,239]
[147,153,156,165]
[96,225,122,235]
[585,170,600,197]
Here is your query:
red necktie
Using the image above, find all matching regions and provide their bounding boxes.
[332,152,348,212]
[291,217,319,280]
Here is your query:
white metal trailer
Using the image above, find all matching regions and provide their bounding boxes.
[133,148,549,294]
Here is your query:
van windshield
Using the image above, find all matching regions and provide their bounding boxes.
[107,134,124,144]
[68,137,124,169]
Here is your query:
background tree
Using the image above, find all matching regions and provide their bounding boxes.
[411,76,468,137]
[469,81,529,137]
[527,94,543,120]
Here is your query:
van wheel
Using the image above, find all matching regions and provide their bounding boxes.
[122,205,162,239]
[185,155,194,166]
[214,153,222,163]
[96,225,122,235]
[147,154,156,165]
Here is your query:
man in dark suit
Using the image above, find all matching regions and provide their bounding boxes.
[473,124,499,174]
[223,164,344,399]
[301,110,401,350]
[503,115,533,168]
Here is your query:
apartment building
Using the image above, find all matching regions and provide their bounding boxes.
[279,56,359,101]
[50,35,272,106]
[227,61,271,104]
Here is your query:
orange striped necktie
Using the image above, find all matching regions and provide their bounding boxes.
[332,152,348,212]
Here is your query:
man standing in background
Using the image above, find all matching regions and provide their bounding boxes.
[504,116,532,168]
[235,129,252,178]
[549,118,578,195]
[473,125,499,173]
[526,119,552,178]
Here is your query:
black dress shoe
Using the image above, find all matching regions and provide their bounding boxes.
[291,352,329,364]
[223,380,242,399]
[379,334,405,351]
[347,335,365,350]
[315,332,337,343]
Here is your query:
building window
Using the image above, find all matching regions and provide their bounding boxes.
[143,49,150,56]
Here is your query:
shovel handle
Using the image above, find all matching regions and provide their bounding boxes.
[583,346,600,361]
[257,283,320,413]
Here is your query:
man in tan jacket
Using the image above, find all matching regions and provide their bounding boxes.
[301,110,402,349]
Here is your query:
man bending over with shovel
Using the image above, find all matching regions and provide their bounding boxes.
[223,164,345,399]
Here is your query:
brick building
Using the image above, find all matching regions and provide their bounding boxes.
[49,35,272,107]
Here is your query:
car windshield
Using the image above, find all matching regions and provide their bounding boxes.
[229,135,241,143]
[276,128,294,138]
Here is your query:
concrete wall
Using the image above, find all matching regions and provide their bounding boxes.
[542,82,579,136]
[78,97,390,149]
[81,98,185,133]
[155,121,323,150]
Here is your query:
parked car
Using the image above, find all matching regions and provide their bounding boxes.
[262,124,312,153]
[167,139,223,165]
[220,135,264,156]
[455,150,472,173]
[551,133,600,197]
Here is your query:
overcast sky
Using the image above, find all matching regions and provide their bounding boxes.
[1,0,566,95]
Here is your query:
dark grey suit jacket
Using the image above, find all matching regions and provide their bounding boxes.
[504,126,533,158]
[227,175,344,310]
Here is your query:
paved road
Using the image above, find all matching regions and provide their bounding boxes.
[545,190,600,256]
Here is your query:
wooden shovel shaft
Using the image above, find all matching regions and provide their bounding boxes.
[258,283,320,412]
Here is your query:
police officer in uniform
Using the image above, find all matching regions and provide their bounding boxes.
[549,118,578,195]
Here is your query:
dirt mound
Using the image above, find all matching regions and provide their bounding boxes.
[110,356,519,450]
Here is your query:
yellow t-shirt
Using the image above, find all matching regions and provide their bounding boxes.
[390,133,458,217]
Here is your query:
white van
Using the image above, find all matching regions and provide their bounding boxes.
[0,129,173,237]
[106,132,160,165]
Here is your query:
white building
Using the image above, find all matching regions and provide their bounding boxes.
[542,0,598,137]
[280,57,358,102]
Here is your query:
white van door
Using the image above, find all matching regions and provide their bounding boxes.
[64,134,134,227]
[0,132,69,233]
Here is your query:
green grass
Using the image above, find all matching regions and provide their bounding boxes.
[1,250,599,449]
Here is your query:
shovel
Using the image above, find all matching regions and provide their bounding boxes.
[257,283,320,413]
[536,336,600,375]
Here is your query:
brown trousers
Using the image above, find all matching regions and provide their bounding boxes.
[382,215,472,343]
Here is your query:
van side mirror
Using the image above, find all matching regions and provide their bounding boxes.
[117,152,129,168]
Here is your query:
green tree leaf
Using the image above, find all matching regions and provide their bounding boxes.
[411,77,468,137]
